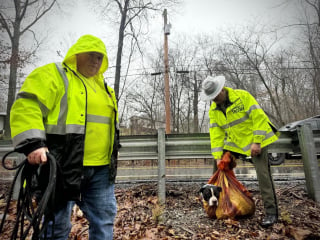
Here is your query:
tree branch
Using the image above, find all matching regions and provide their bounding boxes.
[0,12,13,40]
[20,0,57,36]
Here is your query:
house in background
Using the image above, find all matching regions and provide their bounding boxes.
[123,115,165,135]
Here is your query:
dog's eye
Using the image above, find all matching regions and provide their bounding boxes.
[201,189,212,200]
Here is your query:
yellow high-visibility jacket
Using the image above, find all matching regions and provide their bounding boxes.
[209,87,279,159]
[10,35,119,201]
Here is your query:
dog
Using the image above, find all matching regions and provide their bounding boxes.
[200,184,222,207]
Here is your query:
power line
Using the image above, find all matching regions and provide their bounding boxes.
[103,66,320,79]
[105,60,318,73]
[0,64,318,89]
[0,62,318,91]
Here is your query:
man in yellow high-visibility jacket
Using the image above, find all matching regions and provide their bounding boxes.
[201,75,279,227]
[10,35,119,239]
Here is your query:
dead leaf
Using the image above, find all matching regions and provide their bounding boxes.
[143,228,158,239]
[286,226,313,240]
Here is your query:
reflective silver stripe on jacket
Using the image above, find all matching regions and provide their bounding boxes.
[260,131,276,141]
[247,104,260,115]
[254,130,266,136]
[220,115,249,129]
[87,114,111,124]
[16,92,49,118]
[210,123,219,128]
[224,141,252,153]
[43,63,85,135]
[209,102,274,153]
[12,129,46,147]
[224,131,277,153]
[209,104,261,130]
[54,62,69,131]
[211,147,224,153]
[45,124,85,135]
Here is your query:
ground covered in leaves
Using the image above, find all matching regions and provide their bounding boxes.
[1,181,320,240]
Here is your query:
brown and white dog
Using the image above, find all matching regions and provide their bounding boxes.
[200,184,222,207]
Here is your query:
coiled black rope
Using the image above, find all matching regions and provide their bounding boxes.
[0,151,57,240]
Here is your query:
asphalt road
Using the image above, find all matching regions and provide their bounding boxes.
[116,160,307,183]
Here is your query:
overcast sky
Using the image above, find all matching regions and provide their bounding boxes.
[32,0,309,68]
[52,0,304,34]
[173,0,303,33]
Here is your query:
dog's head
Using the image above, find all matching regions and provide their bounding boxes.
[200,184,222,207]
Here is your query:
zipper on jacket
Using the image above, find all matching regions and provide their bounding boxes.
[65,64,88,202]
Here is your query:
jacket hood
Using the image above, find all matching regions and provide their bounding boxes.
[63,34,108,75]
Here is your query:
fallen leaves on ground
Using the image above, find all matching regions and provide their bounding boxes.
[1,181,320,239]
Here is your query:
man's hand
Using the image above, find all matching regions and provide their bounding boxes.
[250,143,261,157]
[216,159,222,167]
[27,147,49,165]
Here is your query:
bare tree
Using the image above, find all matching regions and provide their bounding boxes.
[273,0,320,119]
[195,28,290,126]
[0,25,11,65]
[0,0,58,138]
[127,73,164,133]
[122,45,164,133]
[104,0,320,134]
[304,0,320,107]
[168,35,201,133]
[125,36,203,134]
[0,24,11,112]
[263,49,315,123]
[96,0,180,102]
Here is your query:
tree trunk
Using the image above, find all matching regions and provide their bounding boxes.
[114,0,129,101]
[4,20,20,139]
[193,72,199,133]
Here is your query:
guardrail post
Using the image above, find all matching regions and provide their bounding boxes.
[157,128,166,205]
[297,124,320,203]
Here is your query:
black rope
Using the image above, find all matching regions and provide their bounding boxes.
[0,151,57,240]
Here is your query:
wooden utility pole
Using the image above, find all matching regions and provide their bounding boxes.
[163,9,171,134]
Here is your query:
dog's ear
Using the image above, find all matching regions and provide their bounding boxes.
[217,186,222,192]
[200,184,207,193]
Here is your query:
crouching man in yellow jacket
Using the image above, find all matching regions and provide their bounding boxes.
[10,34,119,239]
[201,75,279,227]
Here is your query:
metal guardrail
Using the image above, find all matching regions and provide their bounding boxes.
[1,127,320,204]
[118,130,320,161]
[118,133,216,161]
[1,130,320,160]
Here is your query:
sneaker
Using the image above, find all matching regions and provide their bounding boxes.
[261,214,277,227]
